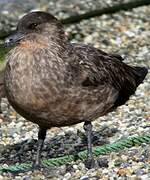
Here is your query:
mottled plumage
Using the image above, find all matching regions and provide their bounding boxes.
[4,11,148,168]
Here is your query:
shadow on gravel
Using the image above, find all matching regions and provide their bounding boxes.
[0,127,118,165]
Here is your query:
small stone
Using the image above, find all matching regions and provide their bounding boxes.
[80,175,89,180]
[125,31,135,38]
[63,172,72,180]
[16,121,24,128]
[102,168,109,174]
[22,176,30,180]
[84,35,93,43]
[73,164,78,170]
[121,155,128,161]
[0,117,3,123]
[117,167,133,176]
[141,174,150,180]
[0,175,4,180]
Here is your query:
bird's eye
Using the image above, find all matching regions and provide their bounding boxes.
[28,23,38,29]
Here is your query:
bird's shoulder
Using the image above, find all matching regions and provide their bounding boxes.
[64,43,125,87]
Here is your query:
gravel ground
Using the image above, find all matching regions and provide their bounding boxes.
[0,0,148,38]
[0,4,150,180]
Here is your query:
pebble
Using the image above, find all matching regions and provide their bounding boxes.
[63,172,72,180]
[141,174,150,180]
[80,175,89,180]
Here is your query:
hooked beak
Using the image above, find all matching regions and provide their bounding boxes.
[4,32,24,47]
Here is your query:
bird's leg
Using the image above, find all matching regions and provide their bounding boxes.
[83,121,95,169]
[33,127,47,169]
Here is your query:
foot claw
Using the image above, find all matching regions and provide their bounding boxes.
[32,162,43,170]
[84,158,95,169]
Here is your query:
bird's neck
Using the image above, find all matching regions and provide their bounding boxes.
[15,36,67,83]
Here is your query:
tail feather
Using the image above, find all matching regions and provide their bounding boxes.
[133,66,148,86]
[114,66,148,108]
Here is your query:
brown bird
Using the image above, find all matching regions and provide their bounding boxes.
[4,11,148,169]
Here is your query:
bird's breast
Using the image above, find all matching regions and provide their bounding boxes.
[4,47,66,112]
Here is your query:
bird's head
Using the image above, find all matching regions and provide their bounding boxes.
[4,11,65,47]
